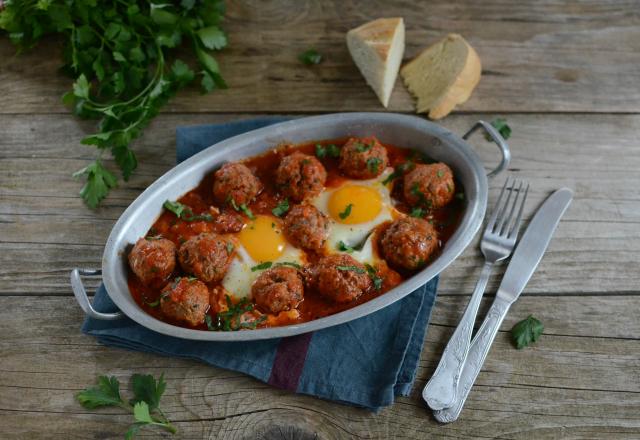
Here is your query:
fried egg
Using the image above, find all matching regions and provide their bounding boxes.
[312,168,399,253]
[222,214,305,299]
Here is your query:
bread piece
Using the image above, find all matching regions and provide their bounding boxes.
[347,18,405,107]
[401,34,481,119]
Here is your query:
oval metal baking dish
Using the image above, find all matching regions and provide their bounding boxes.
[71,113,509,341]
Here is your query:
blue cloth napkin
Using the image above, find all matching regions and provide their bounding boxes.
[82,117,439,411]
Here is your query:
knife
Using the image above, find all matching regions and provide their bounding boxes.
[433,187,573,423]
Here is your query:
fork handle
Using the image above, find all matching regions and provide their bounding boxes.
[422,261,494,410]
[433,296,512,423]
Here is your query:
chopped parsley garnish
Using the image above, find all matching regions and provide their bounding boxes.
[336,265,366,274]
[355,142,372,153]
[437,169,445,178]
[410,207,426,218]
[339,203,353,220]
[208,295,267,331]
[410,183,432,208]
[298,49,323,65]
[365,263,383,290]
[163,200,213,222]
[486,118,512,141]
[226,242,234,255]
[251,262,273,272]
[511,315,543,349]
[337,240,355,253]
[272,198,290,217]
[315,143,341,159]
[145,299,160,308]
[76,373,176,438]
[367,157,382,174]
[227,197,256,220]
[382,161,415,185]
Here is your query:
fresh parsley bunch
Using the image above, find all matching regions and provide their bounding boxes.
[77,373,176,439]
[0,0,228,208]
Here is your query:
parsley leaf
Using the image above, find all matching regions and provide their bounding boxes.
[130,374,166,412]
[239,204,255,220]
[272,198,290,217]
[72,160,118,209]
[209,295,266,331]
[275,261,302,269]
[486,118,512,141]
[336,265,366,274]
[315,143,340,159]
[1,1,229,208]
[410,207,425,218]
[365,263,383,290]
[367,157,382,174]
[251,262,273,272]
[76,373,176,438]
[76,376,123,409]
[298,49,322,65]
[163,200,213,222]
[339,203,353,220]
[382,161,414,185]
[337,240,354,253]
[511,315,544,349]
[355,142,372,153]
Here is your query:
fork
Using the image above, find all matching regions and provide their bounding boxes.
[422,177,529,410]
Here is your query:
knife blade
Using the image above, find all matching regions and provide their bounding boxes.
[434,187,573,423]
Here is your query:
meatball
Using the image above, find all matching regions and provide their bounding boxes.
[275,151,327,202]
[379,218,439,271]
[403,163,455,209]
[128,237,176,287]
[283,204,330,252]
[213,162,262,206]
[160,277,210,326]
[339,136,389,179]
[178,233,235,283]
[252,266,304,314]
[308,254,371,303]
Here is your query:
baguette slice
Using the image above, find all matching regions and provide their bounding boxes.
[401,34,481,119]
[347,17,405,107]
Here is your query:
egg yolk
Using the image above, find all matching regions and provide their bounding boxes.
[239,215,285,262]
[328,185,382,224]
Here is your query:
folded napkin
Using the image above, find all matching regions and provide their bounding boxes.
[82,117,439,410]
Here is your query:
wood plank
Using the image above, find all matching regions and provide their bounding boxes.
[2,113,639,296]
[1,0,640,114]
[0,296,638,439]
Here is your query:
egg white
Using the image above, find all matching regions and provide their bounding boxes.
[222,244,305,300]
[312,168,398,253]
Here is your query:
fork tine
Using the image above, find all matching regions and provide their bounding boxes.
[486,178,511,231]
[499,179,524,236]
[508,182,529,239]
[493,179,516,233]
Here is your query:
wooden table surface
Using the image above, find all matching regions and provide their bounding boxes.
[2,1,639,438]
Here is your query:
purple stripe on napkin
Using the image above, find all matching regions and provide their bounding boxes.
[268,333,314,391]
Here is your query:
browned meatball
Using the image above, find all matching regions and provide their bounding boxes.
[178,233,235,283]
[380,218,439,271]
[275,151,327,202]
[308,254,372,303]
[160,277,210,326]
[252,266,304,314]
[213,162,262,206]
[128,237,176,288]
[339,136,389,179]
[403,163,455,209]
[283,204,329,252]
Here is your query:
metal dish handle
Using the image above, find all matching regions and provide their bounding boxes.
[70,268,124,320]
[463,120,511,177]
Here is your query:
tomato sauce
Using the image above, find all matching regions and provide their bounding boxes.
[128,138,465,331]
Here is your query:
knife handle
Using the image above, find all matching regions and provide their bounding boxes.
[433,296,512,423]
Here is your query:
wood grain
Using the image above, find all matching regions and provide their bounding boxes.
[0,296,638,439]
[1,0,640,114]
[2,113,639,296]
